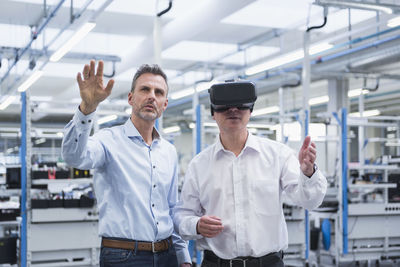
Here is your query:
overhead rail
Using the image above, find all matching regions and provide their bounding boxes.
[0,0,67,85]
[0,0,114,99]
[314,0,400,14]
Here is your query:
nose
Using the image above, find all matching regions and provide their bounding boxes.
[147,89,156,100]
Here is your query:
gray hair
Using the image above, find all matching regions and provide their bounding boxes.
[131,64,168,94]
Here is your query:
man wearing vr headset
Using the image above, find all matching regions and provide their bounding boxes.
[174,81,327,267]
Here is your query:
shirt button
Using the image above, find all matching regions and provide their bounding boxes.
[88,120,92,123]
[153,184,156,188]
[153,165,156,169]
[75,139,78,142]
[81,121,85,124]
[152,204,155,207]
[157,222,159,225]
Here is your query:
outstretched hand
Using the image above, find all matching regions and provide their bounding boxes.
[77,60,114,115]
[298,136,317,177]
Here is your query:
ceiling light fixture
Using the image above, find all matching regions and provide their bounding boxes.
[98,114,118,125]
[252,106,280,116]
[349,109,380,117]
[163,126,180,134]
[18,70,44,92]
[50,22,96,62]
[309,95,329,106]
[348,88,369,97]
[387,16,400,27]
[0,95,18,110]
[245,43,333,76]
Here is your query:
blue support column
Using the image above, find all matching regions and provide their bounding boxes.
[195,105,201,155]
[20,92,27,267]
[194,104,202,264]
[155,118,159,130]
[341,108,348,254]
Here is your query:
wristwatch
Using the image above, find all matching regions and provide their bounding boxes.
[308,163,318,178]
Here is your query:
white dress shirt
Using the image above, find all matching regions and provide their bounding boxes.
[62,108,191,265]
[174,133,327,259]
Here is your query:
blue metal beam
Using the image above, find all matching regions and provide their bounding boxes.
[341,108,348,254]
[20,92,27,267]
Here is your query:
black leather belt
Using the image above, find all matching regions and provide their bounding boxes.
[203,250,283,267]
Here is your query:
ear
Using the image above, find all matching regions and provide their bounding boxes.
[162,98,168,112]
[128,92,133,106]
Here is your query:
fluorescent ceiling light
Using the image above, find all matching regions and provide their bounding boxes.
[170,81,217,100]
[162,41,237,62]
[170,87,195,100]
[0,95,18,110]
[309,95,329,106]
[56,132,64,137]
[245,43,332,75]
[34,138,46,145]
[252,106,280,116]
[349,109,380,117]
[18,70,44,92]
[247,123,273,129]
[221,46,280,65]
[98,115,118,125]
[348,88,369,97]
[204,122,218,127]
[169,71,211,85]
[309,43,333,54]
[50,22,96,62]
[163,126,180,134]
[189,122,195,129]
[31,96,53,102]
[387,16,400,27]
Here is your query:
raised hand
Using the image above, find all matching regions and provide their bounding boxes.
[77,60,114,115]
[298,136,317,177]
[196,215,224,238]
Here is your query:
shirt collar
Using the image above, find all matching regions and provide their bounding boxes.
[214,131,261,158]
[124,118,161,141]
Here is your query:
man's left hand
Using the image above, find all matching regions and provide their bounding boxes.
[180,263,191,267]
[298,136,317,177]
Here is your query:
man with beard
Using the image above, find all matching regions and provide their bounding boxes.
[62,60,191,267]
[174,81,327,267]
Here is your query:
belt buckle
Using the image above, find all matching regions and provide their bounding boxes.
[229,258,247,267]
[151,242,156,253]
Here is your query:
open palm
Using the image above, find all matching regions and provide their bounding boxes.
[77,60,114,114]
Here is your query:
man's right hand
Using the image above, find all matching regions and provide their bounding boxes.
[77,60,114,115]
[197,215,224,238]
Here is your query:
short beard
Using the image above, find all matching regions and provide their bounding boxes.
[135,108,160,121]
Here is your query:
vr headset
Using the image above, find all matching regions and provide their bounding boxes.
[208,81,257,116]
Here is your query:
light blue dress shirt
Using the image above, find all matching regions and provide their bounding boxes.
[62,108,191,265]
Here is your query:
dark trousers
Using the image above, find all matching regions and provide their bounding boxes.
[100,246,178,267]
[201,250,284,267]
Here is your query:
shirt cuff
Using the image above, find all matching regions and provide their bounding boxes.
[301,168,321,185]
[176,245,192,266]
[73,107,95,131]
